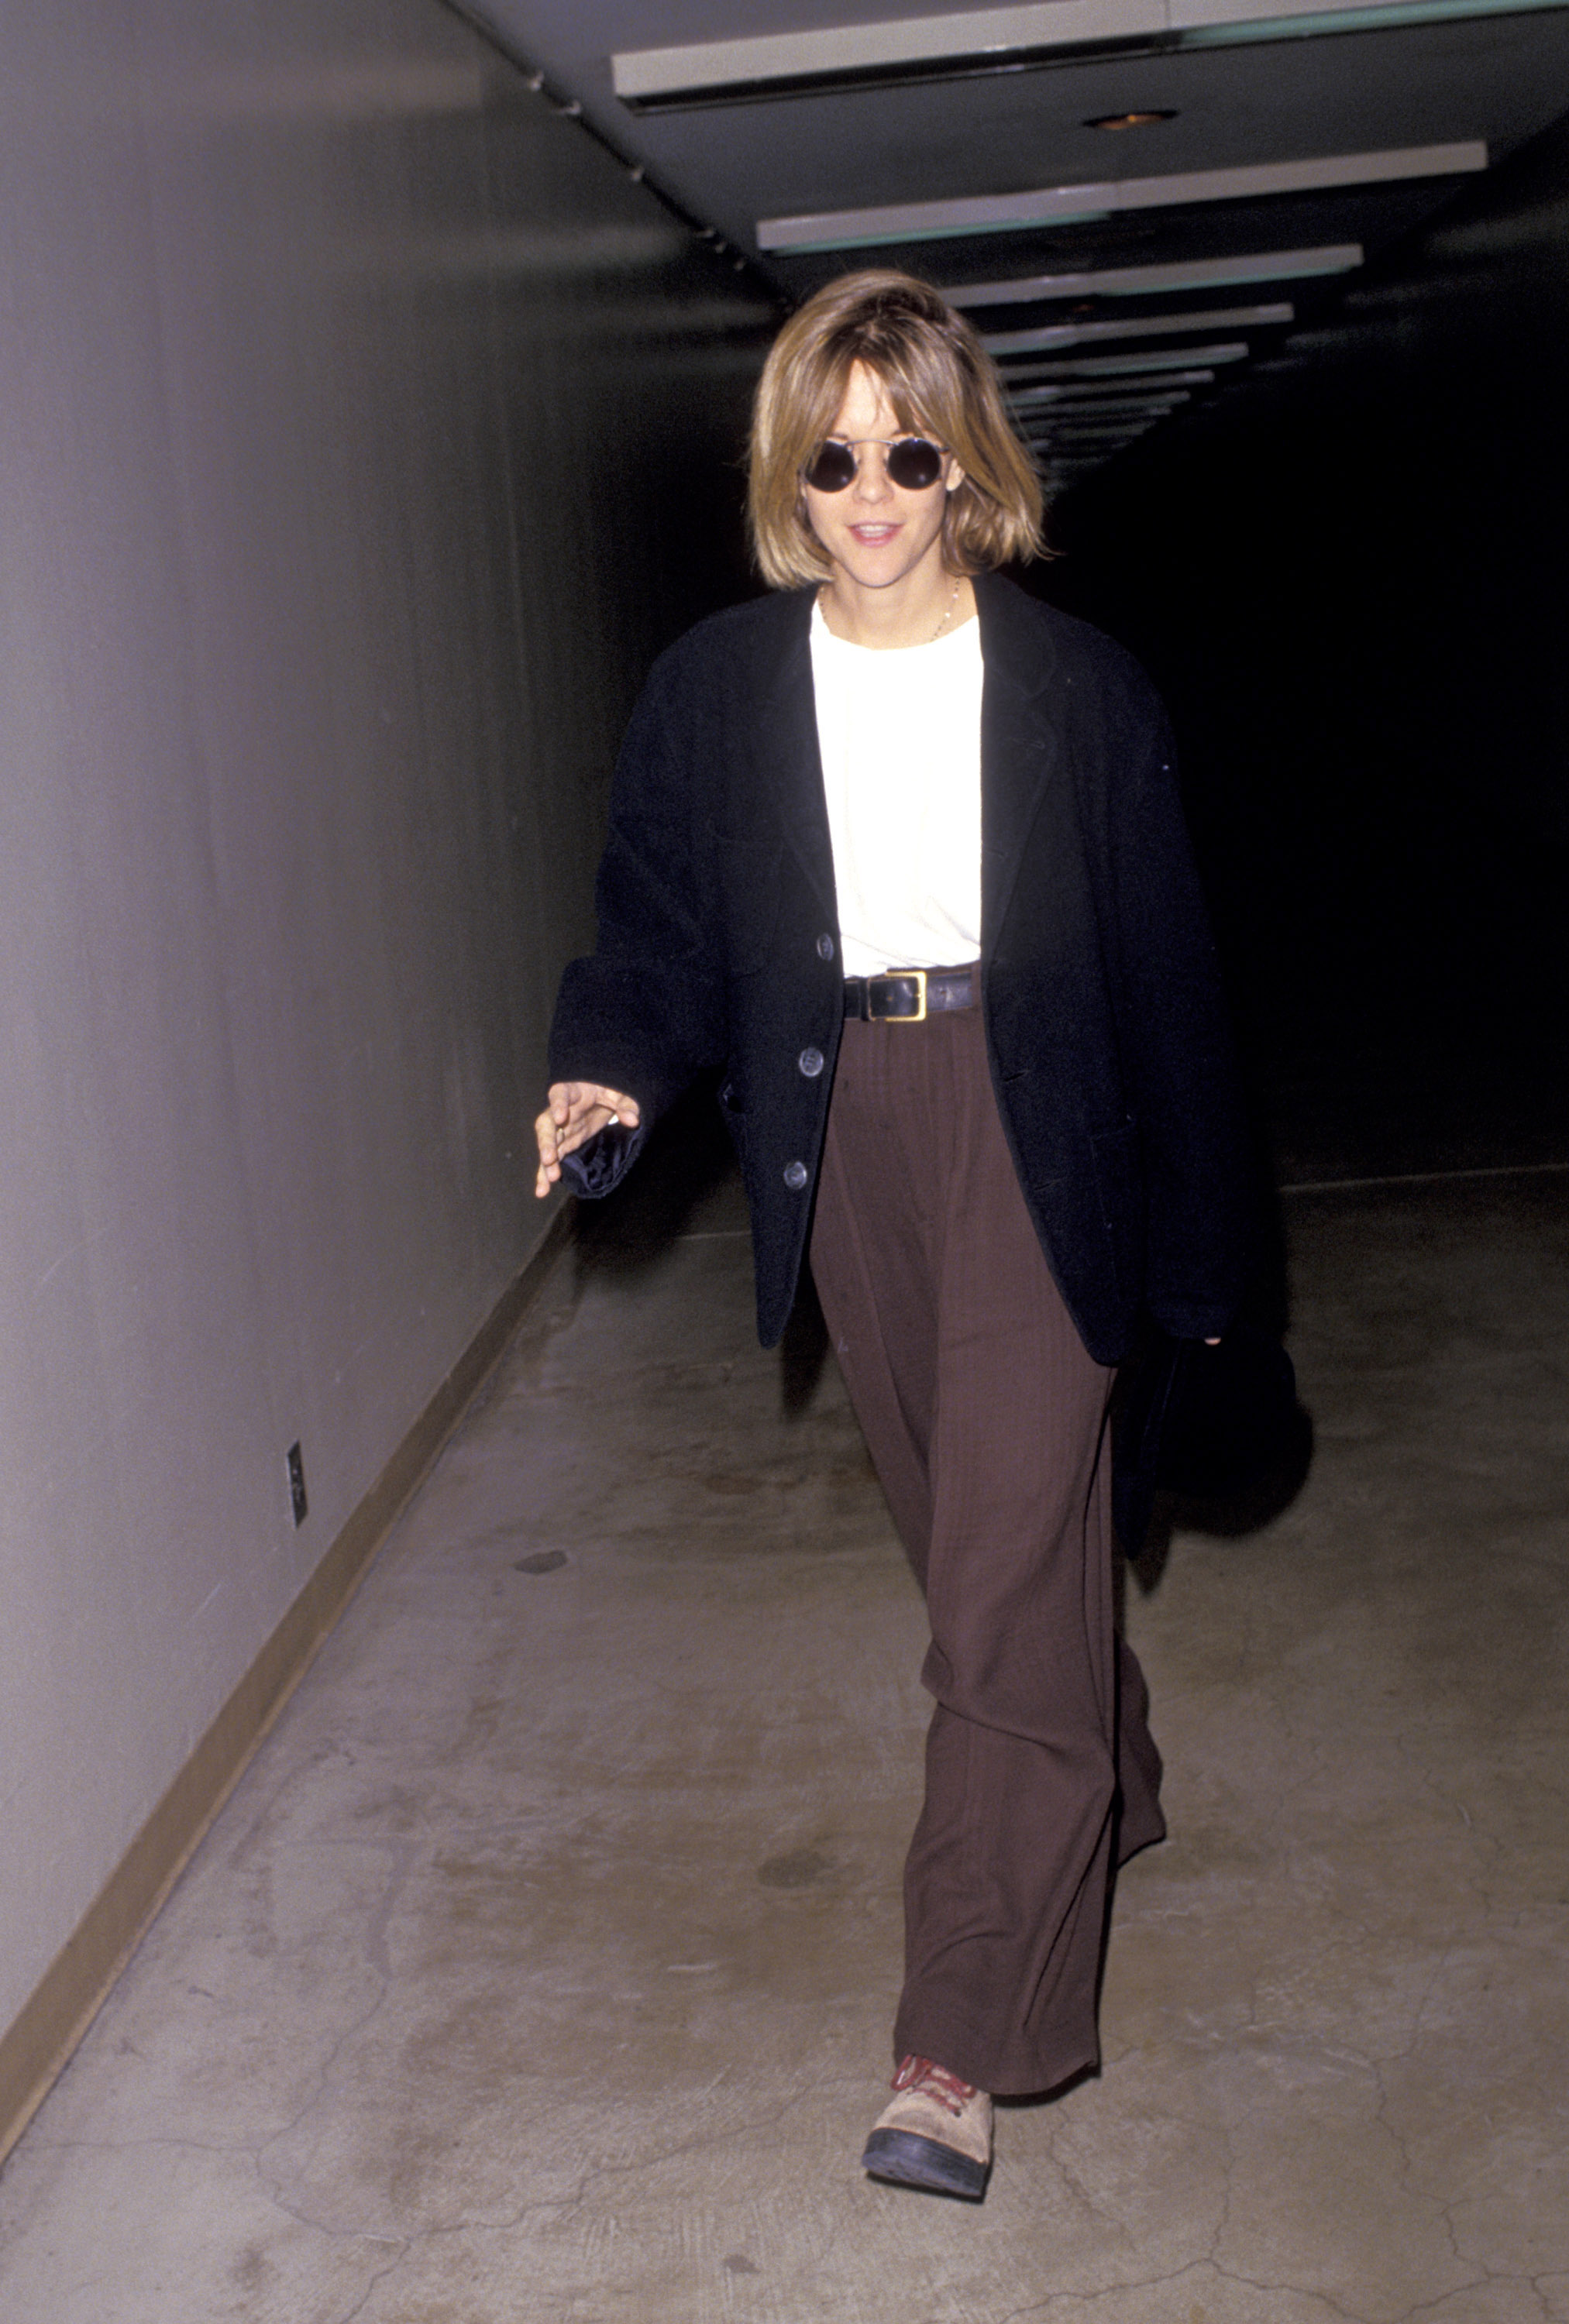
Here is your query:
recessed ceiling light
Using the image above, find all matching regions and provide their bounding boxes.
[1086,110,1176,130]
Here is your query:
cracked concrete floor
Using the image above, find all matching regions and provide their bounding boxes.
[2,1151,1567,2324]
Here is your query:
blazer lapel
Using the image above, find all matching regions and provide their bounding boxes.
[742,573,1063,945]
[976,571,1062,952]
[755,588,838,921]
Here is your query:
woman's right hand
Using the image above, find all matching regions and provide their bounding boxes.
[534,1083,642,1198]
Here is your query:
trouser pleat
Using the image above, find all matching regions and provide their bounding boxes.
[810,1008,1165,2096]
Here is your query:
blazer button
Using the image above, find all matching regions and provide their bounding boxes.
[816,933,835,961]
[797,1047,824,1078]
[783,1160,809,1191]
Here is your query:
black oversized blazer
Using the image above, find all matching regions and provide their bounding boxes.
[549,569,1252,1365]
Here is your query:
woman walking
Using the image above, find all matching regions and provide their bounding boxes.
[535,270,1251,2202]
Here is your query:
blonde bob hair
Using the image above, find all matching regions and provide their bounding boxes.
[748,270,1044,590]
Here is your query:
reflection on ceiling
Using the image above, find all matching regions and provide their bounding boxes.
[469,0,1569,487]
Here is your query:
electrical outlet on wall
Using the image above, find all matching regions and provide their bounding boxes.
[287,1442,308,1527]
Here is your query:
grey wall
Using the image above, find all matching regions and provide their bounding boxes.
[0,0,772,2035]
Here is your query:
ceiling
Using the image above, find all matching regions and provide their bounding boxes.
[466,0,1569,482]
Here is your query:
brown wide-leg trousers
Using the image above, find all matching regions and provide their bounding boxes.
[809,1002,1166,2098]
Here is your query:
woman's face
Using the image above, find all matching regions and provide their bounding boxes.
[802,360,962,595]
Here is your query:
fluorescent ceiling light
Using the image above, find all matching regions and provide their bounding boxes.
[617,2,1563,110]
[1023,416,1185,435]
[985,300,1292,352]
[1012,399,1189,421]
[1025,398,1172,416]
[1035,416,1161,434]
[1025,416,1180,434]
[757,142,1485,252]
[1009,366,1219,396]
[1013,390,1192,414]
[999,343,1251,380]
[1034,439,1151,457]
[615,0,1160,103]
[1011,380,1192,402]
[1020,384,1192,401]
[944,243,1362,304]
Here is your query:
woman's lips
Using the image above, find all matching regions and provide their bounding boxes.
[849,523,900,542]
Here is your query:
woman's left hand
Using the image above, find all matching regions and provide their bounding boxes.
[534,1081,641,1198]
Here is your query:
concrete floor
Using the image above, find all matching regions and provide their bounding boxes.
[2,1151,1567,2324]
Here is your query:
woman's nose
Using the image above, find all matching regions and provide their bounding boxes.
[852,446,893,502]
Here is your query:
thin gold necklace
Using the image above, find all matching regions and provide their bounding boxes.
[929,576,962,642]
[818,576,962,645]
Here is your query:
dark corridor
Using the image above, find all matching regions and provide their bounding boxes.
[1038,113,1569,1188]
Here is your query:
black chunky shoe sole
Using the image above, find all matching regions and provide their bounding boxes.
[861,2127,989,2202]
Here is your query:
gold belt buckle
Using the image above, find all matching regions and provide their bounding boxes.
[875,968,926,1022]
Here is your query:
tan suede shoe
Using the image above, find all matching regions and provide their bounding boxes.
[861,2054,993,2201]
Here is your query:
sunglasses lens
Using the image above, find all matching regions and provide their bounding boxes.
[887,438,944,490]
[804,441,858,491]
[803,438,946,490]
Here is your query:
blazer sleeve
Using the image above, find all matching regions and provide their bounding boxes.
[1104,682,1254,1339]
[547,651,727,1184]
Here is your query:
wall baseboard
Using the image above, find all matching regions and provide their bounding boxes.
[0,1202,576,2172]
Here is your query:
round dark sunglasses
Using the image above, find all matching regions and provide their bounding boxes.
[803,435,948,493]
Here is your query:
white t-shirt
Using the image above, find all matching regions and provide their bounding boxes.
[809,600,984,980]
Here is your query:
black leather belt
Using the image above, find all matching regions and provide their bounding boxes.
[843,964,979,1022]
